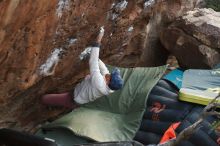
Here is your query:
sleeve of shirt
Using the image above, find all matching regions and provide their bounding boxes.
[99,59,110,75]
[89,43,108,93]
[89,44,100,74]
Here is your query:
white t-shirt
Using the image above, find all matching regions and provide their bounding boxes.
[74,47,114,104]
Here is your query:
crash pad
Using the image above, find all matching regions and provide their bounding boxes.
[179,69,220,105]
[0,128,58,146]
[41,66,167,142]
[36,128,92,146]
[163,69,183,89]
[134,79,220,146]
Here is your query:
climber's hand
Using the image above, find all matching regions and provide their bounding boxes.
[96,26,104,45]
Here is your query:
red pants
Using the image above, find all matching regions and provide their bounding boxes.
[41,92,79,109]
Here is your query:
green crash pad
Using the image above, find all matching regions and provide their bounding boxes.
[41,66,167,142]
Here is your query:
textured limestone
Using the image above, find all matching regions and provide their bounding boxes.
[160,8,220,69]
[0,0,201,132]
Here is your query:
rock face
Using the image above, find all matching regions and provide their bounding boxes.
[160,8,220,69]
[0,0,201,132]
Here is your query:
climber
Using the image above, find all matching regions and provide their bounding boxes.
[41,27,124,109]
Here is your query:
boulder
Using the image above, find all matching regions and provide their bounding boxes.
[160,8,220,69]
[0,0,201,131]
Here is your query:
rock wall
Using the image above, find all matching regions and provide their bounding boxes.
[0,0,201,132]
[160,8,220,69]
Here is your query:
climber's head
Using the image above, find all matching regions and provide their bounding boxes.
[105,68,123,90]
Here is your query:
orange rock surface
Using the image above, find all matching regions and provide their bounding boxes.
[0,0,201,132]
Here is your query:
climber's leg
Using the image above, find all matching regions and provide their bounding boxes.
[41,92,78,109]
